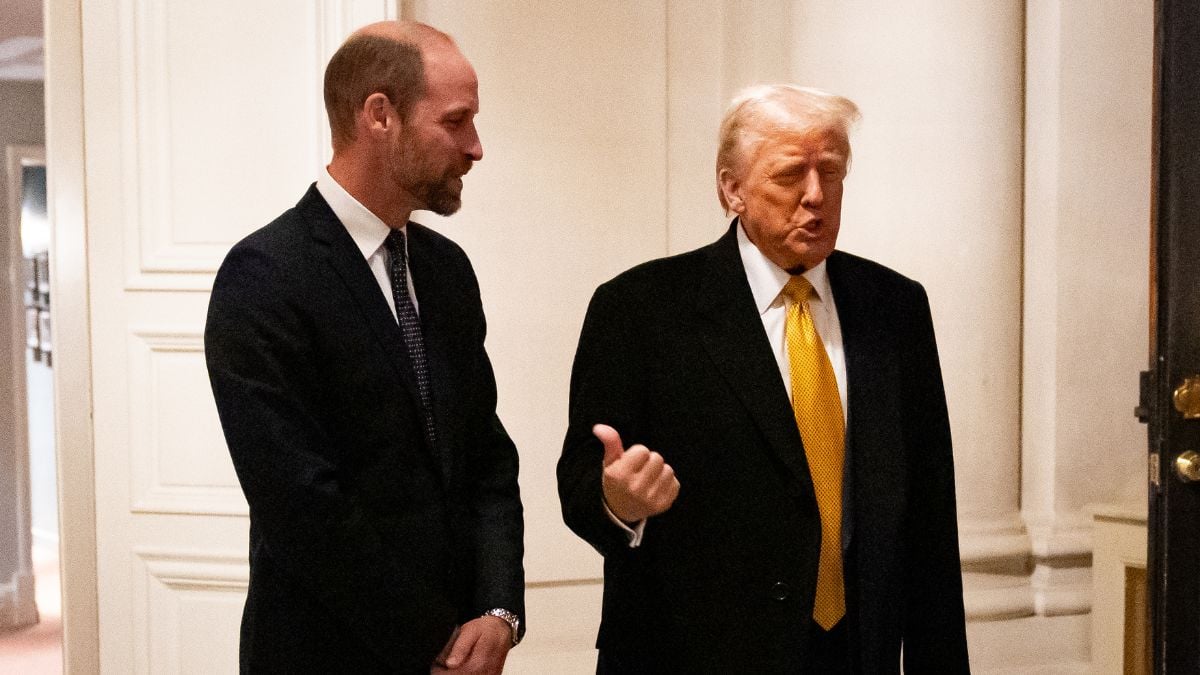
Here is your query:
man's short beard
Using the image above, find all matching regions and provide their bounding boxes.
[421,178,462,216]
[391,130,464,217]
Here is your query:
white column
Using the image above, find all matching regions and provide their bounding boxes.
[1023,0,1152,617]
[789,0,1028,615]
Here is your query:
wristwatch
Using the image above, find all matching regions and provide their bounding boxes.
[483,608,521,646]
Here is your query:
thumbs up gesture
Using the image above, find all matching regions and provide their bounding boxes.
[594,424,680,523]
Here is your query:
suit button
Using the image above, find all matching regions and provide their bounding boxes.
[770,582,791,601]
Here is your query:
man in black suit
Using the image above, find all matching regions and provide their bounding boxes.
[206,20,523,674]
[558,85,969,673]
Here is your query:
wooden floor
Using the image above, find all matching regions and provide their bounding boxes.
[0,543,63,674]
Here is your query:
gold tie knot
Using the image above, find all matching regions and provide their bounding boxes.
[782,276,814,304]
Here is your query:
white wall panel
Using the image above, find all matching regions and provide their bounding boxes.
[128,328,245,516]
[134,549,247,675]
[115,0,379,290]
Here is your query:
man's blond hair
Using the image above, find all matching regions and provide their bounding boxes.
[716,85,861,210]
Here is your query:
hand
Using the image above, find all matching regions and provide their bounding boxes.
[595,423,680,523]
[431,616,512,674]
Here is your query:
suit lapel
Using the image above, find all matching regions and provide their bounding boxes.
[300,187,426,419]
[694,225,813,497]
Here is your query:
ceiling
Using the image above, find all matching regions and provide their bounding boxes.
[0,0,44,80]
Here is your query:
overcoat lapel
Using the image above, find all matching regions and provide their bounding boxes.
[694,225,814,501]
[826,251,904,551]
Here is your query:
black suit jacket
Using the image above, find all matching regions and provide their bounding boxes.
[205,185,524,673]
[557,223,968,674]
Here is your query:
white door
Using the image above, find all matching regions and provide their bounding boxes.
[78,2,398,671]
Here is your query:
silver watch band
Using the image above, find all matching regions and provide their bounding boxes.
[482,608,521,646]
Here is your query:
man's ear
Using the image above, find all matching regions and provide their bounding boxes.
[718,167,744,213]
[361,92,396,137]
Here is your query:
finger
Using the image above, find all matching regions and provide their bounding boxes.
[643,468,674,505]
[666,474,681,504]
[623,450,665,494]
[460,621,509,674]
[462,638,503,674]
[593,424,626,467]
[611,445,651,476]
[641,451,665,477]
[443,624,479,669]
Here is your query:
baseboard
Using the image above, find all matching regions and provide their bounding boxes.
[967,612,1090,673]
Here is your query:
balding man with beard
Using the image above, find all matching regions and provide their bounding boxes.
[206,21,524,674]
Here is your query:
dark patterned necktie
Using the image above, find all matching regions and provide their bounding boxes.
[384,229,438,450]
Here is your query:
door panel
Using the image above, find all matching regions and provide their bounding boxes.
[1148,0,1200,671]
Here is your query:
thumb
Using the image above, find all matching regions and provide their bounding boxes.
[593,424,625,467]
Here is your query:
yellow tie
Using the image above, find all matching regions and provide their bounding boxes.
[782,276,845,630]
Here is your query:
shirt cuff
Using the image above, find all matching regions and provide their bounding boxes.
[602,499,646,548]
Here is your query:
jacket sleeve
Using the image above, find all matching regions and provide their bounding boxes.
[204,244,453,671]
[898,283,971,673]
[456,270,526,635]
[557,281,649,558]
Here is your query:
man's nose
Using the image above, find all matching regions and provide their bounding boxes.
[465,123,483,161]
[800,170,823,208]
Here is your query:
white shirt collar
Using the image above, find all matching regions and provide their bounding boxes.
[735,221,833,314]
[315,167,398,260]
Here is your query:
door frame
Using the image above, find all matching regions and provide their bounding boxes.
[2,143,44,629]
[45,0,101,671]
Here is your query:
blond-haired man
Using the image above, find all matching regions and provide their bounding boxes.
[558,85,968,673]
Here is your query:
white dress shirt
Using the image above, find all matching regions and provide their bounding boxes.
[614,224,849,548]
[315,168,418,319]
[735,224,847,420]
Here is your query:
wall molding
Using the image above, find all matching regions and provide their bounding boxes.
[959,513,1033,566]
[128,327,247,516]
[963,577,1036,621]
[133,548,249,674]
[134,547,250,588]
[1025,511,1094,617]
[957,512,1096,621]
[117,0,361,291]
